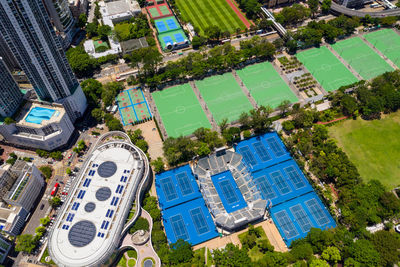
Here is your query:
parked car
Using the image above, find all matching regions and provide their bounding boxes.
[40,204,45,210]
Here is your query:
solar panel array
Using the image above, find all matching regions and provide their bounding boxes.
[68,220,96,248]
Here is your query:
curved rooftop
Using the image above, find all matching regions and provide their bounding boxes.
[49,133,149,267]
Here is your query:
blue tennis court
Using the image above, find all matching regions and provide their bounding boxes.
[235,132,291,172]
[166,18,178,29]
[155,164,202,210]
[163,36,173,44]
[155,21,167,32]
[252,159,313,206]
[162,197,219,245]
[270,191,336,246]
[174,33,185,43]
[211,171,247,213]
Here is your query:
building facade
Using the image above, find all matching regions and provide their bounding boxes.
[4,161,45,212]
[0,101,75,151]
[0,166,18,200]
[43,0,76,48]
[0,0,87,122]
[69,0,89,20]
[0,58,23,118]
[0,35,19,72]
[0,234,11,264]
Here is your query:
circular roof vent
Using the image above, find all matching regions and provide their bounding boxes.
[84,202,96,213]
[68,220,96,247]
[95,187,112,201]
[98,161,117,178]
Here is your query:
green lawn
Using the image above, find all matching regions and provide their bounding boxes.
[152,84,211,137]
[329,112,400,189]
[176,0,246,34]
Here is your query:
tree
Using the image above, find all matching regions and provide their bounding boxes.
[66,47,99,78]
[239,112,251,129]
[309,258,329,267]
[213,243,251,266]
[106,117,123,131]
[219,118,229,133]
[129,217,149,234]
[98,25,111,40]
[15,234,37,254]
[249,105,273,133]
[81,79,103,107]
[277,100,291,117]
[49,196,61,208]
[321,246,341,264]
[49,151,63,161]
[77,13,87,28]
[290,242,313,261]
[204,25,221,40]
[35,226,46,236]
[151,157,165,173]
[66,168,72,175]
[169,239,193,265]
[91,108,104,122]
[308,0,319,17]
[135,139,149,153]
[4,117,15,125]
[40,217,50,226]
[39,166,53,180]
[86,22,98,38]
[370,230,400,266]
[321,0,331,14]
[191,36,206,49]
[196,142,211,157]
[350,239,380,267]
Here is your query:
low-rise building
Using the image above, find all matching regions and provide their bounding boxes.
[0,161,44,236]
[69,0,89,19]
[0,101,75,151]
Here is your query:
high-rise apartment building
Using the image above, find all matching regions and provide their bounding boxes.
[0,36,19,72]
[43,0,76,48]
[0,0,86,122]
[0,58,23,118]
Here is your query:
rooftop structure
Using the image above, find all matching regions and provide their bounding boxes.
[49,132,149,267]
[193,150,267,231]
[0,100,75,150]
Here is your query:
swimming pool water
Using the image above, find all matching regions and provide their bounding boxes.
[25,107,56,124]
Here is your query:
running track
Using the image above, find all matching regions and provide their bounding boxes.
[225,0,252,28]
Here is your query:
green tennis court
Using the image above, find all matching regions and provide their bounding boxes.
[148,7,160,18]
[129,88,145,104]
[159,5,171,16]
[365,29,400,68]
[120,106,136,125]
[116,91,131,108]
[331,37,393,80]
[296,46,358,92]
[236,62,298,107]
[152,84,211,137]
[195,73,253,124]
[134,103,151,121]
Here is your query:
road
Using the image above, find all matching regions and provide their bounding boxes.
[329,1,400,17]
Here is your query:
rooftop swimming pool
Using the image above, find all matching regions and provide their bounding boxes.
[25,107,56,124]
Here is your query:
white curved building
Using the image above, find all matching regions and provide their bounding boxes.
[49,133,149,267]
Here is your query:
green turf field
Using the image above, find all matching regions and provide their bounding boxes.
[329,112,400,189]
[176,0,246,34]
[152,84,211,137]
[236,62,298,107]
[195,73,253,123]
[296,46,359,92]
[365,29,400,68]
[331,37,393,80]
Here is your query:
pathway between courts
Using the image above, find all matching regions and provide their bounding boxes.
[359,34,398,70]
[189,81,219,131]
[271,60,303,101]
[325,44,363,80]
[232,70,258,109]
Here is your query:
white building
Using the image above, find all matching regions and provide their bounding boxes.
[49,132,149,267]
[0,101,75,151]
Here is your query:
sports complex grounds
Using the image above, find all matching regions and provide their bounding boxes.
[148,29,400,138]
[155,133,336,246]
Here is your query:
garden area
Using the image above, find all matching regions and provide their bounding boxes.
[117,249,137,267]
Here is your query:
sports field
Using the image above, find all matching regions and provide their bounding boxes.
[365,29,400,68]
[116,88,152,125]
[331,37,393,80]
[329,112,400,189]
[176,0,248,34]
[236,62,298,107]
[296,47,358,92]
[152,84,211,137]
[195,73,253,124]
